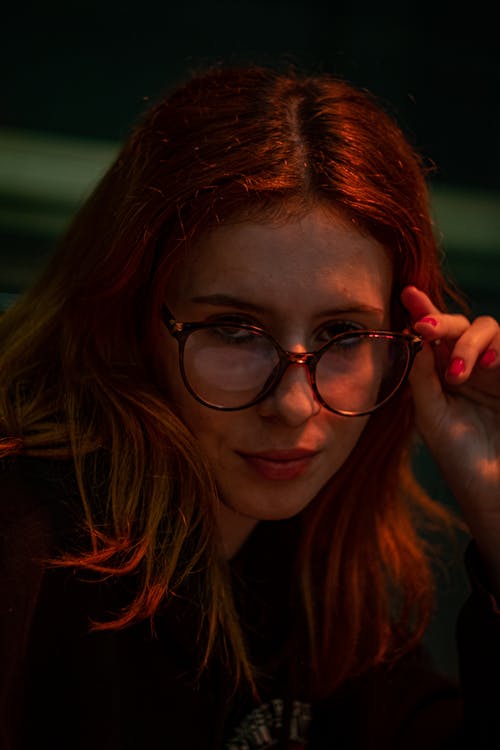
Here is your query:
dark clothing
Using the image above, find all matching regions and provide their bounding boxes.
[0,456,499,749]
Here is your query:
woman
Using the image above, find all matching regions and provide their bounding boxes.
[0,65,499,749]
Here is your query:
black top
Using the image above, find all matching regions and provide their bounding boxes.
[1,455,499,749]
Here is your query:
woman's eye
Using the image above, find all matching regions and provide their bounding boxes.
[206,318,259,345]
[317,321,364,342]
[213,326,252,341]
[209,314,257,327]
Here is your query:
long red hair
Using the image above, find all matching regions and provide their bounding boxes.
[0,65,465,698]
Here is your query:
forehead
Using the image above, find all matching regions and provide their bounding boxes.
[169,207,392,309]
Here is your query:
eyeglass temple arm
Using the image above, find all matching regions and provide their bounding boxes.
[161,304,182,334]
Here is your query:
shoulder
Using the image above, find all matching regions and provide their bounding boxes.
[0,454,92,657]
[0,454,81,552]
[0,452,78,501]
[0,456,92,744]
[310,649,462,749]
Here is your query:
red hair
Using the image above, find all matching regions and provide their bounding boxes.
[0,65,465,698]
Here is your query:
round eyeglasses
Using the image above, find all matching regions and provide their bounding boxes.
[162,306,422,416]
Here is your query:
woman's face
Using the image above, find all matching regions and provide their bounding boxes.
[162,206,392,555]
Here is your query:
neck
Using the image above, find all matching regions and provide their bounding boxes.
[216,501,259,560]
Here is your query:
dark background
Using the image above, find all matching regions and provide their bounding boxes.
[1,0,499,680]
[3,2,499,189]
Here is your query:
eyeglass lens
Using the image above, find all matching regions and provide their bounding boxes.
[182,326,410,413]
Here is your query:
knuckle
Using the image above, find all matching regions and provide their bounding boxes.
[474,315,499,330]
[454,340,477,358]
[444,313,470,329]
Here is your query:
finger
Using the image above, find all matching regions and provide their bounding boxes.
[478,330,500,370]
[400,285,441,321]
[407,341,448,431]
[401,285,500,379]
[413,312,470,344]
[401,285,470,343]
[444,316,500,383]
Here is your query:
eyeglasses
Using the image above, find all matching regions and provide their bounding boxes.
[162,305,422,416]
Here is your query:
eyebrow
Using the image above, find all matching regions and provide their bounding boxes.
[189,293,385,317]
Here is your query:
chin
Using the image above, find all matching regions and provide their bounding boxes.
[224,484,321,522]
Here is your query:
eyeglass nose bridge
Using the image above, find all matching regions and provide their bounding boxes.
[275,349,319,390]
[267,348,322,408]
[285,350,317,366]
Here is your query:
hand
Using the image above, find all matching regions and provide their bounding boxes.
[401,285,500,582]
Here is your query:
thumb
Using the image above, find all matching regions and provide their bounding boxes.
[408,341,447,433]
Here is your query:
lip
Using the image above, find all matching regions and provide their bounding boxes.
[237,449,319,481]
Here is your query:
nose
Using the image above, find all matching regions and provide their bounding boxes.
[256,362,321,425]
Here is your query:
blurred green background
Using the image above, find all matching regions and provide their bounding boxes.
[1,1,499,680]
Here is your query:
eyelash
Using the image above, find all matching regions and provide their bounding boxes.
[207,315,365,338]
[207,314,259,327]
[316,321,364,339]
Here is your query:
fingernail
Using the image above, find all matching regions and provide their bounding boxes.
[447,357,466,377]
[419,317,438,327]
[480,348,497,367]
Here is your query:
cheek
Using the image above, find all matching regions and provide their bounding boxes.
[174,405,238,480]
[162,339,230,453]
[325,413,370,467]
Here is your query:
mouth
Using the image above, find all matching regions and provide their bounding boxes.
[237,449,319,481]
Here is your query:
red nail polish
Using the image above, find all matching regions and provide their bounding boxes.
[447,357,466,377]
[420,316,438,327]
[480,349,497,367]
